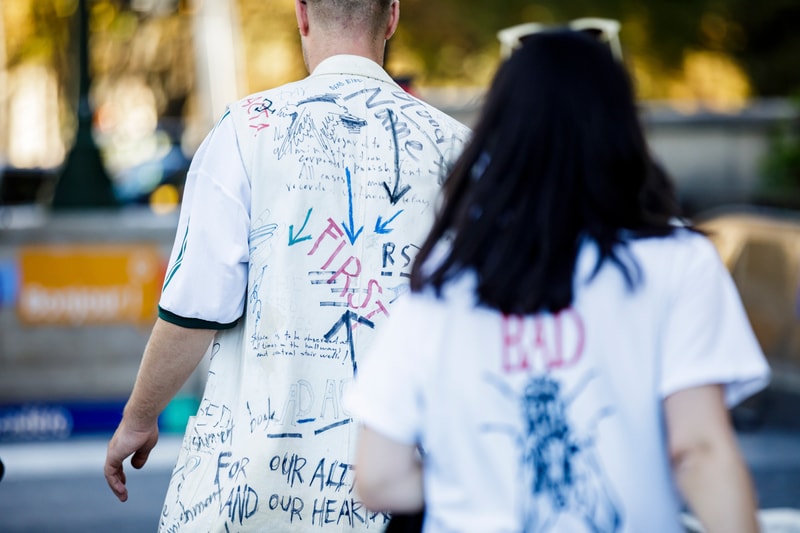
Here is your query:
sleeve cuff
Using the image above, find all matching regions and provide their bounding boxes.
[158,306,240,330]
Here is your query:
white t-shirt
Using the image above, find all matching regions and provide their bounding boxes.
[348,230,770,533]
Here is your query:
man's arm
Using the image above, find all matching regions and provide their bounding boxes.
[104,318,215,502]
[354,425,424,513]
[665,384,760,533]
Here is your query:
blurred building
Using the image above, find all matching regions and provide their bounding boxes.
[1,2,799,440]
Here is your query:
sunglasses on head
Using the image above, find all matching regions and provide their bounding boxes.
[497,18,623,60]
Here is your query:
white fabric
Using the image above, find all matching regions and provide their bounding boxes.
[348,230,770,533]
[159,113,250,326]
[157,55,470,532]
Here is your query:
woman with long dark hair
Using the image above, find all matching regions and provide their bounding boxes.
[348,29,768,533]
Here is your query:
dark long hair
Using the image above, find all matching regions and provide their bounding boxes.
[410,30,687,314]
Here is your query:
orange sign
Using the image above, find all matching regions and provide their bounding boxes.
[18,244,164,325]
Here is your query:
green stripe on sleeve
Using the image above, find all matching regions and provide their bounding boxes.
[158,306,240,330]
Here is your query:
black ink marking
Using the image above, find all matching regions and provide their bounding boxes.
[339,114,367,133]
[343,86,392,109]
[323,310,375,376]
[299,94,339,105]
[382,110,411,204]
[313,418,352,435]
[319,302,349,307]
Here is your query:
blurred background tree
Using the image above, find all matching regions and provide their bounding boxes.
[760,93,800,205]
[727,0,800,97]
[1,0,799,205]
[1,0,196,205]
[383,0,799,108]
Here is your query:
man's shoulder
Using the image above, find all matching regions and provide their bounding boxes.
[231,79,308,109]
[412,97,471,136]
[223,79,311,135]
[226,74,470,141]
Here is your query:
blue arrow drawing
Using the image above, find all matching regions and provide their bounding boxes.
[342,167,364,245]
[289,208,313,246]
[374,209,404,234]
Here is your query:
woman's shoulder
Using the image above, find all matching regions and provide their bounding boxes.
[627,228,727,292]
[632,227,719,263]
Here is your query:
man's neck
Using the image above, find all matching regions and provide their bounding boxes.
[304,39,384,74]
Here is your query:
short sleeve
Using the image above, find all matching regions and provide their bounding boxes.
[346,294,437,444]
[158,110,251,329]
[659,234,770,407]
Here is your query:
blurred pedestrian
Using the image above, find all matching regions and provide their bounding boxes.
[103,0,469,531]
[349,29,769,533]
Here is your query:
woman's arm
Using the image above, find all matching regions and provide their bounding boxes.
[665,384,760,533]
[354,425,424,513]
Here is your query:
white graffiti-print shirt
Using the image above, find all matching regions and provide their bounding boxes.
[157,55,470,532]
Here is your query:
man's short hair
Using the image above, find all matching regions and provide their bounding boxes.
[305,0,394,36]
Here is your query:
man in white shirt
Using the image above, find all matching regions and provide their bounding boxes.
[104,1,470,531]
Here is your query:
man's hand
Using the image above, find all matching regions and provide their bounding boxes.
[103,319,215,501]
[104,419,159,502]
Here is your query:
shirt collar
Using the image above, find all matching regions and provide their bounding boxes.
[310,55,399,87]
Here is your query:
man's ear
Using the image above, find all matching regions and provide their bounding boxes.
[295,0,310,37]
[385,0,399,40]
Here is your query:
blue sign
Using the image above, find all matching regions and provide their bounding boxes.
[0,259,19,308]
[0,401,127,441]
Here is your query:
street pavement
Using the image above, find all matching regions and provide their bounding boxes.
[0,434,181,532]
[0,428,799,532]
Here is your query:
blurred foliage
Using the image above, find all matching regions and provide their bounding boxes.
[385,0,798,100]
[387,1,698,80]
[2,0,800,118]
[1,0,798,204]
[231,0,800,104]
[88,1,194,119]
[727,0,800,97]
[2,0,193,127]
[761,95,800,198]
[236,1,306,91]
